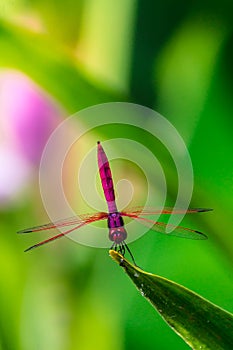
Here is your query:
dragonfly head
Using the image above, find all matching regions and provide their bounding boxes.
[109,227,127,244]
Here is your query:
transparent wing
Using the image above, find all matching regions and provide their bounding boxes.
[18,212,108,251]
[17,212,108,233]
[121,206,212,216]
[121,213,207,240]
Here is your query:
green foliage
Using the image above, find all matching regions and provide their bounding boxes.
[110,250,233,350]
[0,1,233,350]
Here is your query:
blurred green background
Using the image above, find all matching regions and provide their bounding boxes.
[0,1,233,349]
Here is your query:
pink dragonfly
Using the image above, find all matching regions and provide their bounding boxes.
[18,141,212,264]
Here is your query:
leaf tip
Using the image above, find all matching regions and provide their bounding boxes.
[109,250,125,265]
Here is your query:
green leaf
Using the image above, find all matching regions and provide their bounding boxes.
[110,250,233,350]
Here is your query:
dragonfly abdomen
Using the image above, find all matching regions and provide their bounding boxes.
[97,141,117,212]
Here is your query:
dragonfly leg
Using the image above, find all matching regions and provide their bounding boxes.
[110,241,137,266]
[123,241,137,266]
[110,242,117,251]
[118,242,125,257]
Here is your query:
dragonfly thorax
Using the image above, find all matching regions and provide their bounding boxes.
[107,212,124,228]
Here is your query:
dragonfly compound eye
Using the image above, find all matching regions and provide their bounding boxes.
[109,227,127,243]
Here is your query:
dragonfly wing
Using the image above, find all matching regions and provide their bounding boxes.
[121,213,207,240]
[150,221,207,240]
[17,212,108,234]
[19,212,109,252]
[121,207,212,216]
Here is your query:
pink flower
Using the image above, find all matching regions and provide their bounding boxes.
[0,70,64,205]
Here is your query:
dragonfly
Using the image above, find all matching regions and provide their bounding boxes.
[18,141,212,264]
